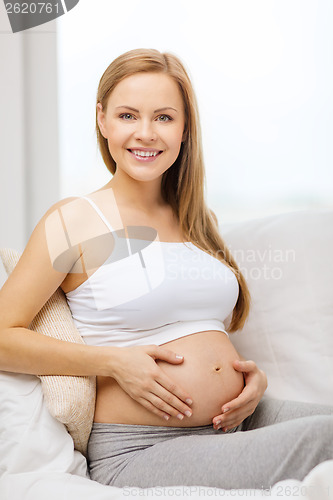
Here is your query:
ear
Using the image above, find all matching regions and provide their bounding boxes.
[96,102,107,138]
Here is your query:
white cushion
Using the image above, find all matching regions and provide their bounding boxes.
[0,248,96,455]
[222,209,333,405]
[0,371,88,477]
[1,209,333,500]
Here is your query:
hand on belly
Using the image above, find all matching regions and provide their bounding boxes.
[156,340,244,425]
[95,331,244,427]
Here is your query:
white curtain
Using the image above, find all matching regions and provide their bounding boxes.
[0,7,59,252]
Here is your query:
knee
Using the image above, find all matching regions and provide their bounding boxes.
[301,415,333,449]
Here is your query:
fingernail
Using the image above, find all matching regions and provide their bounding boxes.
[177,414,184,420]
[223,408,230,413]
[176,355,184,359]
[215,419,222,425]
[185,398,193,405]
[185,410,192,417]
[163,415,170,420]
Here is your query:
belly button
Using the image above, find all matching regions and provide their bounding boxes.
[214,366,222,372]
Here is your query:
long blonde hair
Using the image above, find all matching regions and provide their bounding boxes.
[96,48,250,332]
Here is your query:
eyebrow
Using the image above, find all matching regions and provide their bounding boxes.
[115,105,178,113]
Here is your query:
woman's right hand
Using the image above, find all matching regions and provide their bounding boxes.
[108,344,193,421]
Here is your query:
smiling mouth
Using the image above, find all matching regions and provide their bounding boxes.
[127,149,163,161]
[128,149,163,157]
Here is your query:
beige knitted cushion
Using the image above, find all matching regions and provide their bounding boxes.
[0,248,96,456]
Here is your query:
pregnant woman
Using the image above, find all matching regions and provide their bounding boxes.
[0,48,332,490]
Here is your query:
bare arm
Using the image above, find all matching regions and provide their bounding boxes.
[0,198,102,376]
[0,198,193,420]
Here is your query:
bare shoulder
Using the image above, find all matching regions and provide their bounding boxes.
[0,196,86,329]
[0,194,119,329]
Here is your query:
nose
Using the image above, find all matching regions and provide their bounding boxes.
[133,119,157,142]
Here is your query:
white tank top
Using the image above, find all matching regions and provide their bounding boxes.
[65,197,239,347]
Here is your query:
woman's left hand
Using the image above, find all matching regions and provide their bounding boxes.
[212,359,267,431]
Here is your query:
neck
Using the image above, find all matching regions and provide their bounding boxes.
[105,171,167,213]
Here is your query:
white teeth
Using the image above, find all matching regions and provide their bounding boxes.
[131,150,159,157]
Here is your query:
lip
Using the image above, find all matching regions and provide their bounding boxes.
[127,148,163,162]
[127,147,162,153]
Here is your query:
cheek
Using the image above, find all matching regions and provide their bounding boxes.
[107,126,129,152]
[170,134,184,160]
[165,127,184,150]
[105,133,124,162]
[108,123,126,140]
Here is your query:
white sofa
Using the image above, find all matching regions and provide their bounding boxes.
[0,209,332,500]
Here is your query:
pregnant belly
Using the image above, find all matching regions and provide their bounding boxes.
[94,330,244,427]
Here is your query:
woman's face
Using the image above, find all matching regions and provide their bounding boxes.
[97,72,185,184]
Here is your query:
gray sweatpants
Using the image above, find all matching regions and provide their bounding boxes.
[87,398,333,489]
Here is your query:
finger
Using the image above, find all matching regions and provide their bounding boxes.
[221,391,247,413]
[220,398,259,428]
[155,373,193,412]
[212,413,224,428]
[232,359,257,373]
[153,381,193,418]
[221,388,255,414]
[221,421,243,432]
[212,408,250,430]
[220,410,249,428]
[136,397,172,421]
[147,391,192,421]
[221,408,252,430]
[212,408,246,427]
[149,346,185,365]
[214,417,244,431]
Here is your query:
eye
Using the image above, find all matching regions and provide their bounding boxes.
[157,114,173,122]
[119,113,135,120]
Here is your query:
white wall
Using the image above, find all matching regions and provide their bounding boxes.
[57,0,333,223]
[1,0,333,260]
[0,2,59,252]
